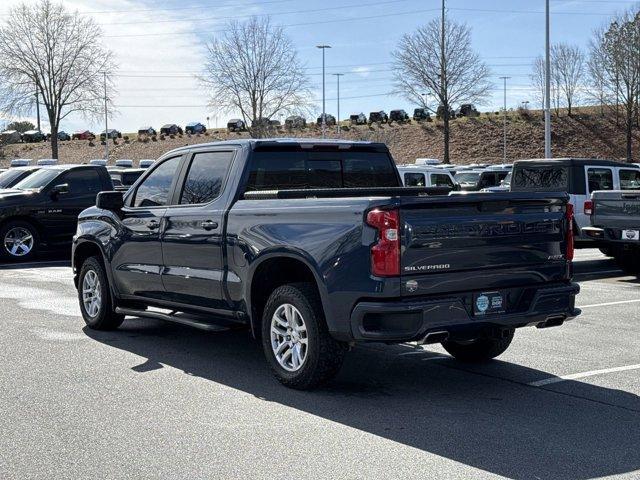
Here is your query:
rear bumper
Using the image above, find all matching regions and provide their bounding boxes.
[583,226,640,246]
[349,283,580,342]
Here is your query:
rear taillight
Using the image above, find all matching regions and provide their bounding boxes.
[566,203,575,261]
[366,209,400,277]
[584,200,594,216]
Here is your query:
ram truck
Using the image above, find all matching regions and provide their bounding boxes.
[72,139,580,389]
[0,164,113,261]
[583,190,640,273]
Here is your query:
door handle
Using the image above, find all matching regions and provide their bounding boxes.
[147,220,160,230]
[201,220,218,231]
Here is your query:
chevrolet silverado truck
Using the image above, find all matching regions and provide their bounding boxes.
[0,164,113,261]
[583,190,640,273]
[72,139,580,389]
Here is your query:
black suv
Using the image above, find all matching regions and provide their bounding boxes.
[316,114,336,126]
[160,124,183,136]
[0,165,113,261]
[21,130,46,143]
[349,113,367,125]
[227,119,246,132]
[413,108,431,121]
[457,104,480,117]
[389,109,410,124]
[285,116,306,129]
[368,111,389,124]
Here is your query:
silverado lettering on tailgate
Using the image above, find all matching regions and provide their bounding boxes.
[413,220,561,239]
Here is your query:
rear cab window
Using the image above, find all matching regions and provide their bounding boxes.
[246,150,399,190]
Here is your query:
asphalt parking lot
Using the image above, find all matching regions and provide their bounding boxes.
[0,249,638,480]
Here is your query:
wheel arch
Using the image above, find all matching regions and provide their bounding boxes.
[247,251,328,339]
[72,239,119,309]
[0,215,45,240]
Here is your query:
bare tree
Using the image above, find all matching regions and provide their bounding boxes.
[0,0,116,159]
[590,10,640,161]
[201,17,311,138]
[554,44,585,116]
[587,30,611,117]
[392,18,491,163]
[530,56,548,110]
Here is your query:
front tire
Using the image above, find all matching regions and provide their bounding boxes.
[442,329,514,363]
[78,256,124,330]
[0,220,39,262]
[261,283,346,389]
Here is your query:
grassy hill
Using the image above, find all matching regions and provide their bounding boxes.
[2,109,639,167]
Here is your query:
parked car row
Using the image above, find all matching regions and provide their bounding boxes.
[223,104,479,132]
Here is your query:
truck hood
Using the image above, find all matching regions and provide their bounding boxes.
[0,189,37,205]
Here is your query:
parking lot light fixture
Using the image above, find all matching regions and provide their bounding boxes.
[316,45,331,138]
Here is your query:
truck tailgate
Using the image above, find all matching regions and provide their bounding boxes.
[399,192,569,295]
[592,191,640,228]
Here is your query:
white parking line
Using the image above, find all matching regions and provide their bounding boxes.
[529,364,640,387]
[579,299,640,309]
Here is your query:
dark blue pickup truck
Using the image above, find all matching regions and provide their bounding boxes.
[72,139,580,389]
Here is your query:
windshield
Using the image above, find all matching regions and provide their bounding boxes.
[13,169,60,190]
[455,172,481,184]
[0,169,28,188]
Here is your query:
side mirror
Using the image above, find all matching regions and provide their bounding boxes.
[50,183,69,198]
[96,191,124,211]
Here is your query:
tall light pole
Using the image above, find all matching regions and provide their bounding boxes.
[103,71,109,162]
[332,73,344,135]
[34,84,41,131]
[544,0,552,158]
[500,76,510,162]
[441,0,449,163]
[316,45,331,138]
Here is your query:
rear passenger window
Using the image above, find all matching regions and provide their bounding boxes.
[430,173,454,187]
[61,169,103,195]
[404,173,425,186]
[307,159,342,188]
[587,168,613,192]
[342,153,398,188]
[246,152,307,190]
[620,169,640,190]
[133,156,181,207]
[180,151,233,204]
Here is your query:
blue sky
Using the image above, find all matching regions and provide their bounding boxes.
[1,0,638,133]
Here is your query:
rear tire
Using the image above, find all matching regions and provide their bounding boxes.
[614,248,640,274]
[261,283,346,390]
[78,256,124,330]
[442,329,514,363]
[0,220,39,262]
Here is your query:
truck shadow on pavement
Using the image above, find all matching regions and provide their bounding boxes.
[85,321,640,480]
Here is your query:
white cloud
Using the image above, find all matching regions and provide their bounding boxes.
[351,66,372,78]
